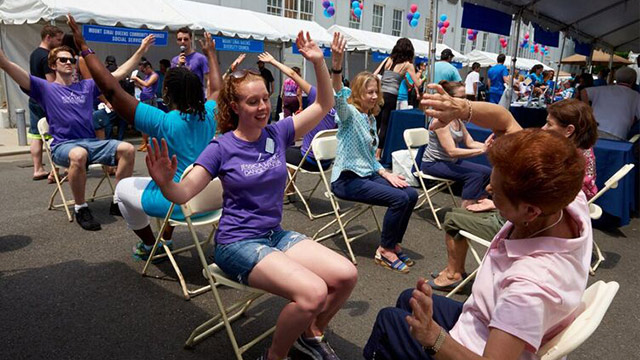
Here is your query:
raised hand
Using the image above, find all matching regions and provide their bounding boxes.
[66,14,88,51]
[421,83,468,125]
[139,34,156,54]
[198,32,215,57]
[145,138,177,188]
[295,31,323,64]
[405,279,441,348]
[330,32,346,70]
[230,53,246,72]
[257,52,275,64]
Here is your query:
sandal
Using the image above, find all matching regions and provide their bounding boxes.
[396,251,415,267]
[32,172,49,181]
[374,252,409,274]
[427,275,470,292]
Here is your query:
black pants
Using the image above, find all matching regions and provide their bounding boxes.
[375,92,398,151]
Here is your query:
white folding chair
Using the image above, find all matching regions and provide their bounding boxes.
[310,133,381,264]
[403,128,457,229]
[37,118,114,222]
[536,280,619,360]
[171,167,274,358]
[445,230,491,298]
[141,165,221,300]
[285,129,337,220]
[586,163,635,275]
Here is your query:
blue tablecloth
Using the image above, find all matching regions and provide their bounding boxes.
[380,109,426,167]
[466,123,638,226]
[509,105,547,128]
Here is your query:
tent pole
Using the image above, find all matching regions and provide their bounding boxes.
[507,11,522,104]
[552,33,566,101]
[607,49,614,84]
[429,0,439,84]
[586,47,594,73]
[364,49,368,71]
[345,52,350,81]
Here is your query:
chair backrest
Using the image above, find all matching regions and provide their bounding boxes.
[536,280,619,360]
[311,130,338,161]
[179,165,224,217]
[403,128,429,148]
[588,203,602,220]
[37,117,49,137]
[588,163,635,205]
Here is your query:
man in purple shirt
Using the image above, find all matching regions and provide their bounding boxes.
[171,27,209,92]
[0,45,136,231]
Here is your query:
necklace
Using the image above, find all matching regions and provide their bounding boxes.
[527,210,564,238]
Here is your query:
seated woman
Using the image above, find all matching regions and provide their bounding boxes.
[257,51,336,172]
[145,32,357,360]
[281,66,303,118]
[364,128,592,360]
[69,21,223,260]
[330,67,418,274]
[421,81,493,209]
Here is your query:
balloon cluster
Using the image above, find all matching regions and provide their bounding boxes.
[322,1,335,18]
[499,37,508,49]
[466,29,478,41]
[520,32,530,48]
[437,14,449,35]
[406,4,420,28]
[351,1,363,19]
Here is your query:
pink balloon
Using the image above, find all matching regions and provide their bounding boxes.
[410,4,418,13]
[443,20,450,28]
[524,33,529,39]
[440,27,447,34]
[359,3,363,9]
[467,29,473,35]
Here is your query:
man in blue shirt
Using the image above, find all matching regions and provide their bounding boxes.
[487,54,509,104]
[434,49,462,83]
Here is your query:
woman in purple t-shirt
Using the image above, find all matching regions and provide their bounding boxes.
[281,67,303,118]
[146,32,355,360]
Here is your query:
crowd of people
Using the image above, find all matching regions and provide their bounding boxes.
[1,13,635,360]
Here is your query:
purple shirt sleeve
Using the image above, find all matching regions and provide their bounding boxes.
[84,79,102,99]
[28,75,47,104]
[307,86,317,104]
[194,140,222,179]
[272,116,295,147]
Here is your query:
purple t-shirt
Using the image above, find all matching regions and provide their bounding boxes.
[28,75,100,146]
[300,86,337,159]
[171,51,209,85]
[195,117,295,245]
[139,72,158,102]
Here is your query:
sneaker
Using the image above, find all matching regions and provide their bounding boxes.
[109,202,122,217]
[75,207,101,231]
[256,348,290,360]
[132,241,173,263]
[293,335,340,360]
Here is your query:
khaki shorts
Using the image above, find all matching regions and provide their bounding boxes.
[443,208,506,242]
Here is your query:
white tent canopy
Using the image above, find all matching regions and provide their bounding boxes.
[252,12,334,47]
[327,25,468,63]
[465,50,553,71]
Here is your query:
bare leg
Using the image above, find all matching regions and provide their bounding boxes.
[460,199,476,209]
[138,134,149,151]
[68,147,88,205]
[285,168,296,195]
[31,138,48,178]
[433,232,468,287]
[114,142,135,185]
[377,246,401,263]
[134,225,156,246]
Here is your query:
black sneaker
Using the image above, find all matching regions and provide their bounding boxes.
[75,207,101,231]
[293,335,340,360]
[109,202,122,217]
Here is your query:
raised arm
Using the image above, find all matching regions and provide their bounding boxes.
[405,65,423,95]
[422,83,521,137]
[0,48,30,91]
[222,53,246,80]
[435,126,484,158]
[132,72,159,88]
[258,51,312,94]
[68,14,139,123]
[331,32,347,93]
[292,31,335,139]
[112,35,155,81]
[199,32,222,101]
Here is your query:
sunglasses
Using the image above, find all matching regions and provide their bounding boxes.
[370,128,378,148]
[57,57,76,65]
[230,69,261,79]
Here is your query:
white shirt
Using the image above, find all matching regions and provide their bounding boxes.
[586,85,640,140]
[465,71,480,95]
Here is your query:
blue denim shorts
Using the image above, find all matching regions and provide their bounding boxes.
[28,100,48,138]
[51,138,121,168]
[214,230,307,285]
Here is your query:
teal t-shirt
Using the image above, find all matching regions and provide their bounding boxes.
[136,100,217,220]
[434,61,462,84]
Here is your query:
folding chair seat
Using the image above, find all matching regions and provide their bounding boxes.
[445,230,491,298]
[285,129,338,220]
[160,166,274,358]
[586,163,635,275]
[403,128,457,229]
[37,118,114,222]
[536,280,619,360]
[309,133,381,264]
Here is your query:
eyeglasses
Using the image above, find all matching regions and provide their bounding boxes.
[230,69,261,79]
[57,57,76,65]
[370,128,378,148]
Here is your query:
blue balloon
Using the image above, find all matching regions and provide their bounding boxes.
[410,18,419,27]
[354,7,362,17]
[324,9,331,17]
[352,1,360,9]
[330,1,334,6]
[530,46,535,53]
[440,14,447,21]
[413,11,421,20]
[322,0,330,8]
[406,13,413,21]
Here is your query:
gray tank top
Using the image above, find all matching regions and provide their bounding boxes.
[422,122,465,163]
[381,69,405,95]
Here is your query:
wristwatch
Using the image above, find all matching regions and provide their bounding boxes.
[80,48,95,57]
[424,327,447,355]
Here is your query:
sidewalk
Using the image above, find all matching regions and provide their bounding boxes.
[0,128,30,156]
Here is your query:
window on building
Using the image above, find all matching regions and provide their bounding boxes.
[299,0,313,20]
[481,33,487,51]
[267,0,282,16]
[392,9,403,36]
[284,0,298,18]
[372,4,384,33]
[459,27,466,52]
[284,0,314,20]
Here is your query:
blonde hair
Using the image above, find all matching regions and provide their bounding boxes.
[348,72,383,116]
[216,73,265,134]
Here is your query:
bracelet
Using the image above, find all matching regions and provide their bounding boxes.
[331,68,343,74]
[461,99,473,123]
[424,327,447,355]
[80,48,95,58]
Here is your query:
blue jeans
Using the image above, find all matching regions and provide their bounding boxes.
[421,160,492,201]
[214,230,307,285]
[363,289,464,360]
[51,138,121,168]
[331,171,418,249]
